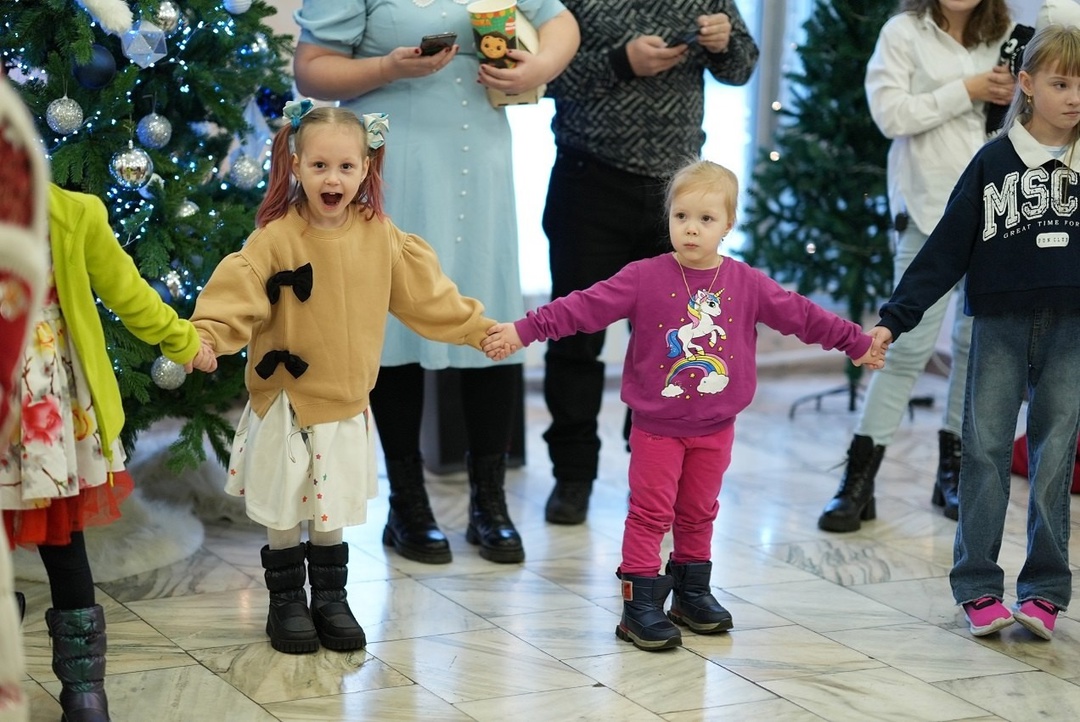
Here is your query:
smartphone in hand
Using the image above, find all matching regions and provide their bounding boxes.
[420,32,458,56]
[676,26,700,45]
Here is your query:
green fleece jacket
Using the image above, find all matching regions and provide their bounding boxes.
[49,184,201,463]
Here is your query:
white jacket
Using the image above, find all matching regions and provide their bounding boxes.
[865,11,1012,235]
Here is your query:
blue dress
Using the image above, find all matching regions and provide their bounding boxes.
[295,0,567,369]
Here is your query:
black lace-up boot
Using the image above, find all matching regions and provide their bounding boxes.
[818,435,885,532]
[465,453,525,563]
[382,455,452,564]
[932,430,961,520]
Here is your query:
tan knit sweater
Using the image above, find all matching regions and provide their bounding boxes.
[191,205,493,427]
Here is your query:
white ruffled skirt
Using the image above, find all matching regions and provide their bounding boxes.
[225,392,378,532]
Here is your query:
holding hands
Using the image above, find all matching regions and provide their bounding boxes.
[188,340,218,374]
[483,322,523,361]
[852,329,890,370]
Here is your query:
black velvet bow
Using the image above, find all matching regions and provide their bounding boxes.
[254,350,309,380]
[266,263,313,304]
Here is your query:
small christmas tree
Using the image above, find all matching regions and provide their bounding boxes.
[741,0,894,410]
[1,0,294,468]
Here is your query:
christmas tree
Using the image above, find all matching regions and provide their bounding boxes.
[0,0,294,468]
[741,0,894,409]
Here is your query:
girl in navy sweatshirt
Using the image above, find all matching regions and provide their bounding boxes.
[873,23,1080,640]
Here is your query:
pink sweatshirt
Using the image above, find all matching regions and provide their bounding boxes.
[516,254,872,438]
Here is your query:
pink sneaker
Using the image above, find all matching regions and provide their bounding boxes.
[1013,599,1059,640]
[963,596,1015,636]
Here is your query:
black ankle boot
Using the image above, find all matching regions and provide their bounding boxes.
[45,604,110,722]
[260,544,319,654]
[666,560,732,634]
[15,591,24,622]
[382,455,452,564]
[465,453,525,563]
[818,435,885,533]
[544,479,593,525]
[306,542,366,651]
[932,430,961,520]
[615,572,682,651]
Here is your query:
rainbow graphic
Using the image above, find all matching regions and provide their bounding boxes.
[664,354,728,388]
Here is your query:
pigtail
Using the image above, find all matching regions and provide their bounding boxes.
[357,145,386,221]
[254,124,296,229]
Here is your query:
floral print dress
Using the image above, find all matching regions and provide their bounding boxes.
[0,262,131,547]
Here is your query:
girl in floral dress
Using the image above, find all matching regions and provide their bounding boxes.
[0,183,202,722]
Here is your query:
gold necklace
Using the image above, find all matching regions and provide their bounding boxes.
[675,254,722,301]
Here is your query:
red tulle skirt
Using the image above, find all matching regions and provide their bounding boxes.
[3,469,132,549]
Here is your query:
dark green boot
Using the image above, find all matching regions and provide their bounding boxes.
[45,604,110,722]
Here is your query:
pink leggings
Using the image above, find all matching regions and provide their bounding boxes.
[620,424,734,576]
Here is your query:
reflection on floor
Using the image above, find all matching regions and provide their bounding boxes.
[14,372,1080,721]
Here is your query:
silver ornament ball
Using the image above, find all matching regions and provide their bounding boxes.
[224,0,253,14]
[138,173,165,200]
[153,0,182,36]
[176,199,199,219]
[151,356,186,390]
[46,97,83,135]
[136,112,172,149]
[110,144,155,190]
[229,155,263,190]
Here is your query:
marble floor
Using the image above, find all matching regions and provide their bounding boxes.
[12,370,1080,721]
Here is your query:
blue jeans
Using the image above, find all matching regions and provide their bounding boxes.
[857,225,970,444]
[951,310,1080,610]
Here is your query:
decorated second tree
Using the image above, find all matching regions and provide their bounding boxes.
[741,0,895,409]
[0,0,294,467]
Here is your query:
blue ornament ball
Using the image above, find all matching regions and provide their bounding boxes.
[256,87,293,120]
[72,44,117,90]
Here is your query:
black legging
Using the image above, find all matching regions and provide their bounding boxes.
[370,363,521,460]
[38,531,96,610]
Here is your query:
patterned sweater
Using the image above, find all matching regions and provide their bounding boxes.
[191,206,493,427]
[546,0,759,177]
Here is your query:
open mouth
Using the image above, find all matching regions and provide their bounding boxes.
[321,192,343,207]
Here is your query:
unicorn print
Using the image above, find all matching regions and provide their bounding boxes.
[666,289,726,360]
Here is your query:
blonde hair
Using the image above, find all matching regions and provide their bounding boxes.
[998,24,1080,148]
[665,160,739,223]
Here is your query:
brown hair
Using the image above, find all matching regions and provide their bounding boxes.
[665,160,739,224]
[998,24,1080,149]
[899,0,1010,48]
[254,106,386,228]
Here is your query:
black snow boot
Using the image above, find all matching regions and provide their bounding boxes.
[260,544,319,654]
[615,572,682,651]
[666,560,733,634]
[306,542,366,651]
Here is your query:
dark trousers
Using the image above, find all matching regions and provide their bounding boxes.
[541,147,669,483]
[370,362,522,462]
